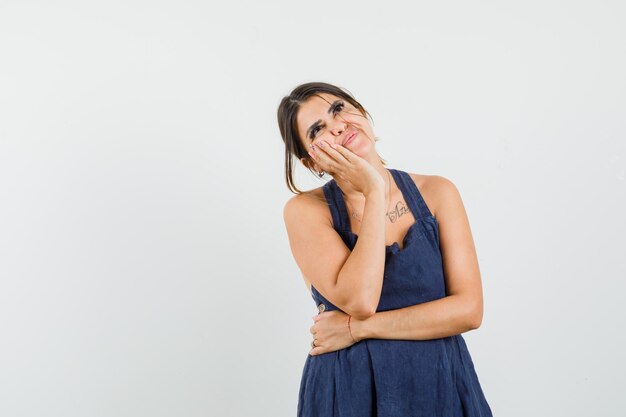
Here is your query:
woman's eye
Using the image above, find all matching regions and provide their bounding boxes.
[310,102,345,140]
[333,102,345,114]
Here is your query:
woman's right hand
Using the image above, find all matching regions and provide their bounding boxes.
[308,140,384,196]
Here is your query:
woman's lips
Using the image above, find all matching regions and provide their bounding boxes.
[344,132,357,146]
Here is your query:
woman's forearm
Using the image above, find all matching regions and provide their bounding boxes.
[350,294,482,341]
[335,187,387,318]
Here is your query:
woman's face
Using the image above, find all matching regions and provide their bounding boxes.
[296,93,376,164]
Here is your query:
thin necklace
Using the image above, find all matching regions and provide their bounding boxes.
[343,168,393,223]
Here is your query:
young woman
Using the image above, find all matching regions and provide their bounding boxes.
[278,81,493,417]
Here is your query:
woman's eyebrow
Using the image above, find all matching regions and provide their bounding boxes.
[306,100,342,139]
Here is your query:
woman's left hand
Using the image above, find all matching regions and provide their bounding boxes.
[309,310,358,356]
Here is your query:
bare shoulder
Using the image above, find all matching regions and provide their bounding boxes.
[407,173,461,219]
[283,186,332,228]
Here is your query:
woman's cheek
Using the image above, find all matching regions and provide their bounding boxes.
[341,110,366,128]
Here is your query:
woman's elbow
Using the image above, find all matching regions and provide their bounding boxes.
[346,303,377,321]
[468,314,482,330]
[467,302,483,330]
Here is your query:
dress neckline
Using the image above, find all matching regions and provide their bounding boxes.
[330,168,424,254]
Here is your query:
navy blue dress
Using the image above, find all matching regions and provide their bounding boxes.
[297,168,493,417]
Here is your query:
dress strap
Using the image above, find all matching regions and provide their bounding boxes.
[322,179,350,232]
[388,168,434,220]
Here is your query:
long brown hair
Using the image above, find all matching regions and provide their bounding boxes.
[277,81,386,194]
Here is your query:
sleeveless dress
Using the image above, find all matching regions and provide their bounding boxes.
[297,168,493,417]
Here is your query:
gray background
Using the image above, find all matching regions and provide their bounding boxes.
[1,1,625,416]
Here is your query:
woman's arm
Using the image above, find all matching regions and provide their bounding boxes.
[353,175,484,340]
[309,175,484,354]
[310,290,480,355]
[350,293,481,341]
[284,143,388,320]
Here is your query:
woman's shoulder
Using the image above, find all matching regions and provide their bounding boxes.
[283,185,331,225]
[406,172,458,219]
[284,185,327,207]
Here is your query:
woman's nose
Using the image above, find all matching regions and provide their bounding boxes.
[330,120,347,136]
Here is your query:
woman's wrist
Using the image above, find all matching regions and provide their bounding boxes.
[350,315,371,342]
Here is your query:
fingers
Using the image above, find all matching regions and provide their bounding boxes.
[309,340,324,356]
[310,315,320,354]
[317,141,351,164]
[328,142,356,163]
[310,347,322,356]
[310,141,350,173]
[307,147,331,174]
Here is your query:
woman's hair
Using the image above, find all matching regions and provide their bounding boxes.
[277,81,386,194]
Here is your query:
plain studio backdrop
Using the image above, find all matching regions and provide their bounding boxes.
[1,1,625,416]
